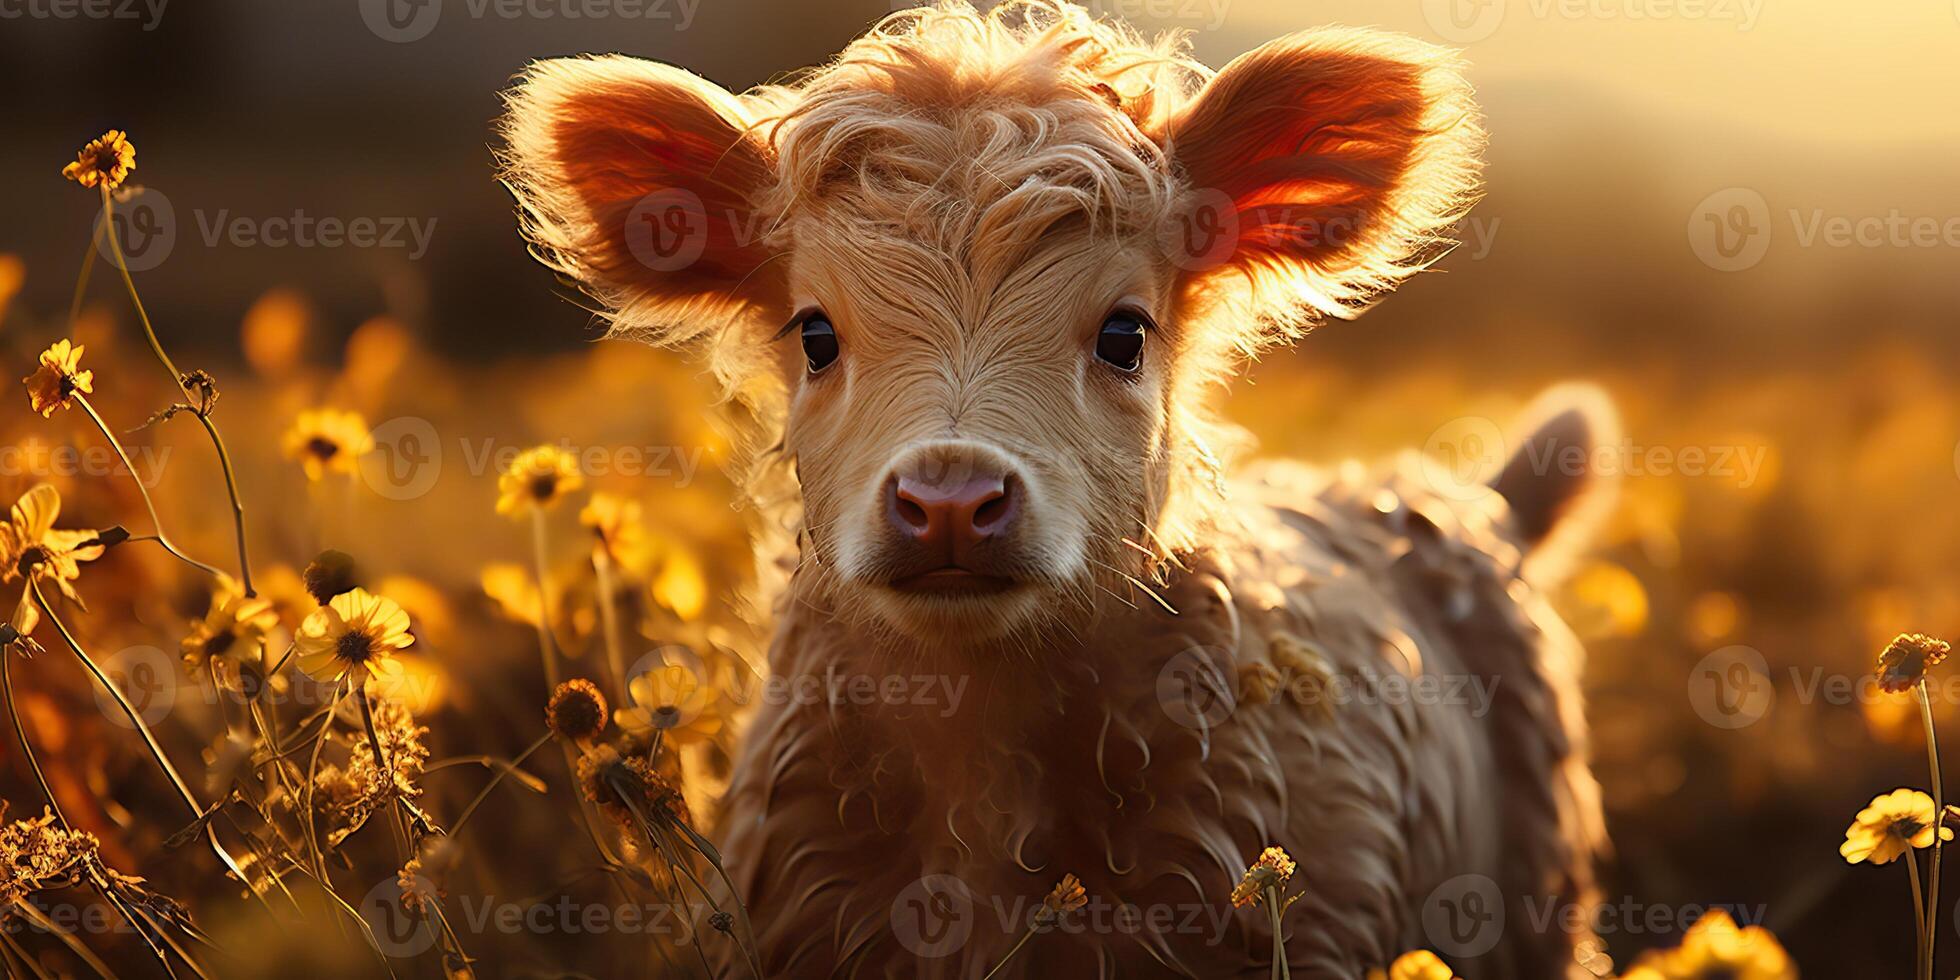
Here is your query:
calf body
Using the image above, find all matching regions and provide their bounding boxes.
[719,459,1602,977]
[500,1,1604,975]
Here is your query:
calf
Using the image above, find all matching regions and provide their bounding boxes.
[501,2,1606,975]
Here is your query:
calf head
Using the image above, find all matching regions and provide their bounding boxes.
[501,0,1483,647]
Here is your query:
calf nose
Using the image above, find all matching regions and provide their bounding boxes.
[887,471,1017,557]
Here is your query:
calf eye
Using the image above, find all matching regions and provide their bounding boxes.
[801,314,839,373]
[1095,311,1147,372]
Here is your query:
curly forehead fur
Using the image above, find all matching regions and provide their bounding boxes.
[501,0,1482,415]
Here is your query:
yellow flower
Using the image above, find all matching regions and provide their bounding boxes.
[496,445,582,517]
[580,492,653,574]
[577,743,690,829]
[0,484,104,635]
[282,409,374,480]
[22,340,94,418]
[181,576,279,678]
[61,130,136,191]
[295,588,413,688]
[1230,845,1297,908]
[1841,788,1951,865]
[1621,908,1795,980]
[1374,950,1455,980]
[1876,632,1951,693]
[615,659,725,746]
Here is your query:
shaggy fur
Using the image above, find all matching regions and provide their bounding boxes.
[499,2,1602,976]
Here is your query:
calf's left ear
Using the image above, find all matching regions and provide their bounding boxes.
[1160,28,1483,325]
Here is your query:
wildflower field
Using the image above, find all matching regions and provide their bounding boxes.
[6,1,1960,978]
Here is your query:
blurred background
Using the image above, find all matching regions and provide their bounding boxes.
[3,0,1959,975]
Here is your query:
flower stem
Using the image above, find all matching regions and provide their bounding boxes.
[72,392,223,579]
[979,922,1041,980]
[96,187,255,595]
[1922,678,1944,980]
[1,637,71,829]
[28,579,267,911]
[96,185,186,395]
[192,410,255,596]
[447,730,553,839]
[1265,885,1290,980]
[1909,849,1929,967]
[529,509,560,690]
[592,547,628,702]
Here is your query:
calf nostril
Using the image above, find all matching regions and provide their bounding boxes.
[890,478,932,534]
[971,478,1014,533]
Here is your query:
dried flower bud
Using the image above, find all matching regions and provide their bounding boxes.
[303,550,361,604]
[548,679,608,741]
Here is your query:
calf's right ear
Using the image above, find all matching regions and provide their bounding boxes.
[499,56,783,342]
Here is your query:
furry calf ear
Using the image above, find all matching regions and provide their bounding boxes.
[1160,28,1483,330]
[499,55,783,347]
[1491,384,1621,567]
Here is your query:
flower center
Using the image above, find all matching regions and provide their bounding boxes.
[307,437,341,461]
[529,474,558,500]
[1890,817,1926,839]
[651,705,681,729]
[204,629,238,658]
[337,630,375,665]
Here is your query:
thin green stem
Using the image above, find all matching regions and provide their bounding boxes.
[2,638,71,829]
[72,393,222,579]
[530,509,560,689]
[192,411,254,596]
[96,185,186,393]
[979,922,1040,980]
[592,548,627,702]
[1265,886,1290,980]
[68,221,102,331]
[447,730,553,839]
[96,188,255,596]
[1922,678,1944,980]
[1910,849,1929,968]
[29,580,267,913]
